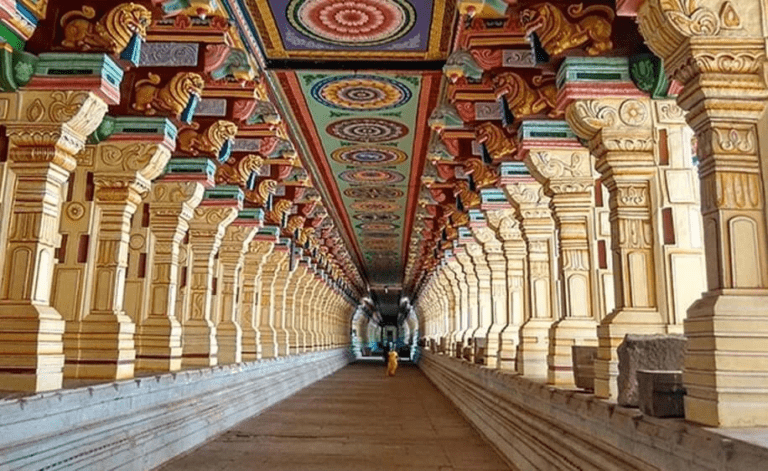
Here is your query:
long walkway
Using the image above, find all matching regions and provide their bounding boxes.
[159,359,513,471]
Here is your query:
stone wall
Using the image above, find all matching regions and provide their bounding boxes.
[419,351,768,471]
[0,349,351,471]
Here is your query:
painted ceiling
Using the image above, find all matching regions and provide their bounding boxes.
[273,70,442,285]
[243,0,456,61]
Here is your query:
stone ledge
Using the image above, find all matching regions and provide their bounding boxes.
[419,351,768,471]
[0,349,351,471]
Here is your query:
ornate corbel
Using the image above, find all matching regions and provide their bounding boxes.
[59,3,152,63]
[519,2,615,57]
[443,50,484,83]
[177,119,237,160]
[492,71,560,118]
[475,122,517,161]
[132,72,205,123]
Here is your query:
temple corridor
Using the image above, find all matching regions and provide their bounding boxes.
[4,0,768,469]
[159,360,512,471]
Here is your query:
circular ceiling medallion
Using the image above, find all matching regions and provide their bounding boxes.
[311,75,411,111]
[326,118,409,143]
[344,187,404,200]
[350,200,400,212]
[358,222,398,231]
[339,168,405,184]
[332,145,408,166]
[354,212,400,222]
[286,0,416,47]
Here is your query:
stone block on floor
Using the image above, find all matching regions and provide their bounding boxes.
[572,346,597,391]
[637,370,685,418]
[617,334,686,407]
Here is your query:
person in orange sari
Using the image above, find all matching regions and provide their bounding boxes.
[386,350,398,377]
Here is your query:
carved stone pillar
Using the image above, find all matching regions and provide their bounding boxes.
[486,207,527,371]
[471,219,507,369]
[446,257,469,356]
[300,273,319,352]
[258,244,289,358]
[504,176,558,380]
[286,260,310,354]
[465,239,493,363]
[523,140,599,386]
[180,202,239,368]
[63,125,172,380]
[650,100,707,333]
[636,0,768,426]
[0,90,107,391]
[567,97,666,398]
[135,177,206,372]
[272,253,295,356]
[454,246,478,361]
[239,230,276,362]
[442,256,463,356]
[215,217,259,364]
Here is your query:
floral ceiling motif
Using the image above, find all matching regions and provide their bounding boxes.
[273,70,440,284]
[244,0,455,61]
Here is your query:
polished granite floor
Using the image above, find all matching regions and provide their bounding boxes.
[159,359,514,471]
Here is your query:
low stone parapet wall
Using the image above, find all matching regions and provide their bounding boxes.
[419,351,768,471]
[0,349,351,471]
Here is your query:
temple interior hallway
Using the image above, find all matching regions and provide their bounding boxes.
[159,359,514,471]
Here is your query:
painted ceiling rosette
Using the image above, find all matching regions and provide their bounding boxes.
[244,0,456,61]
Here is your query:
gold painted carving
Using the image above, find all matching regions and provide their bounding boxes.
[463,158,498,189]
[177,120,237,157]
[60,3,152,54]
[520,3,615,56]
[216,154,264,186]
[132,72,205,119]
[492,73,560,118]
[475,122,516,160]
[266,199,292,225]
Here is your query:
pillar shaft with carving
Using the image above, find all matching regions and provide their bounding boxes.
[239,236,275,361]
[637,0,768,426]
[524,143,599,386]
[567,97,666,398]
[505,178,558,379]
[0,90,107,392]
[180,205,238,368]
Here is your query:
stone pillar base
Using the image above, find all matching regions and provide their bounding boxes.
[241,331,261,362]
[64,313,136,380]
[684,293,768,427]
[216,322,242,365]
[0,304,65,392]
[497,329,518,371]
[518,319,551,379]
[594,309,665,399]
[181,320,218,368]
[484,327,503,369]
[275,330,290,356]
[547,318,598,386]
[135,317,183,372]
[259,327,277,358]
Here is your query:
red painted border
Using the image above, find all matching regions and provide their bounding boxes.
[276,71,367,275]
[400,72,442,280]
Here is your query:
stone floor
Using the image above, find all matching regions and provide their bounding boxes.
[158,359,514,471]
